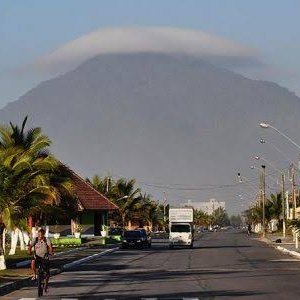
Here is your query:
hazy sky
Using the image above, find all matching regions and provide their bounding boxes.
[1,0,300,107]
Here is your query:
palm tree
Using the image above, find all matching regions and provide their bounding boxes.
[267,193,282,223]
[0,117,74,268]
[0,150,60,269]
[134,193,162,229]
[113,178,141,227]
[0,116,51,157]
[0,117,74,220]
[87,175,115,199]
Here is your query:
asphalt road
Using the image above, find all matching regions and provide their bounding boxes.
[4,230,300,299]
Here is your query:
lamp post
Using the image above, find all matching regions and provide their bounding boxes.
[116,195,128,201]
[261,165,266,238]
[260,138,295,165]
[250,165,278,184]
[163,191,167,231]
[254,156,287,237]
[237,172,259,194]
[259,123,300,150]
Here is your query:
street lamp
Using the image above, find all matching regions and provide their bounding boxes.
[250,164,278,184]
[237,172,259,193]
[253,156,283,174]
[259,123,300,150]
[116,195,128,201]
[260,138,295,165]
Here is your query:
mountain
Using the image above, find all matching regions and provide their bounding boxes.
[1,53,300,213]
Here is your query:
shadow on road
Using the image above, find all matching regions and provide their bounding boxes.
[36,288,268,299]
[194,245,252,249]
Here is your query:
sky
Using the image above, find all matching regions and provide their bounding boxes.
[1,0,300,107]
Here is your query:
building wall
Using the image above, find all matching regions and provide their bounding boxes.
[183,199,226,215]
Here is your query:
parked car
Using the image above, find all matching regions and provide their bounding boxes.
[121,229,151,249]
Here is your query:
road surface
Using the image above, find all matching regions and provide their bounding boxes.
[4,230,300,299]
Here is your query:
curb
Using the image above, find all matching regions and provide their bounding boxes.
[259,237,300,260]
[275,245,300,259]
[0,247,119,296]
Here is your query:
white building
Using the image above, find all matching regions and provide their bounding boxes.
[183,199,226,215]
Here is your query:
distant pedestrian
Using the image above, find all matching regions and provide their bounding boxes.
[247,224,252,235]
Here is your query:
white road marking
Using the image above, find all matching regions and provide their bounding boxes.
[183,298,199,300]
[270,258,300,262]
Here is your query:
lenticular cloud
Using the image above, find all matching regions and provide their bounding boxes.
[30,27,261,76]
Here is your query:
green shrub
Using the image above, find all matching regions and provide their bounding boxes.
[50,237,82,246]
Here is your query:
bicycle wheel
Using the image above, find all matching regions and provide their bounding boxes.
[37,269,44,297]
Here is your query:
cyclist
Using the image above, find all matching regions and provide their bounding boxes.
[29,228,53,293]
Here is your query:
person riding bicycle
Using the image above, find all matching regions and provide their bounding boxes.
[29,228,53,292]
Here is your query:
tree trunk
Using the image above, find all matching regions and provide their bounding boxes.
[22,231,30,249]
[122,215,126,229]
[18,230,26,250]
[2,228,6,254]
[0,224,6,270]
[9,228,19,255]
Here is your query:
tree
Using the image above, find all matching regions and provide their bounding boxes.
[89,175,164,229]
[112,178,141,227]
[211,207,230,227]
[230,215,243,227]
[243,204,263,225]
[194,209,212,227]
[87,175,114,199]
[134,194,163,230]
[0,150,59,268]
[0,117,74,268]
[267,193,282,223]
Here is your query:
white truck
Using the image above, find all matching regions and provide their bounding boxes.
[169,208,194,249]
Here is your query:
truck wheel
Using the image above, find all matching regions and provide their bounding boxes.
[189,244,193,249]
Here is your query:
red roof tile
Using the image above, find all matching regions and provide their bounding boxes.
[61,164,118,211]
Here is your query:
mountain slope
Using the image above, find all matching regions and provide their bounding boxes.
[1,53,300,213]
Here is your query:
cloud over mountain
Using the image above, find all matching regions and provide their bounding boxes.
[28,27,262,76]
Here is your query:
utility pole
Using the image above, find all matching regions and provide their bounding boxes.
[163,191,167,223]
[262,165,266,238]
[291,164,296,219]
[163,191,167,232]
[259,172,263,208]
[106,172,111,194]
[281,173,286,238]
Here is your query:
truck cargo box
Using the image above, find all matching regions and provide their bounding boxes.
[169,208,193,223]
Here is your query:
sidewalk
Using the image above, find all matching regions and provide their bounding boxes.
[0,244,118,296]
[260,233,300,259]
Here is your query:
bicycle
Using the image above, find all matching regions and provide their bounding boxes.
[36,254,50,297]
